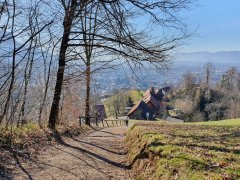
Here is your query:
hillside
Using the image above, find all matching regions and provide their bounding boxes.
[126,121,240,179]
[175,51,240,66]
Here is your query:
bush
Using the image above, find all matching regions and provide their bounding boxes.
[191,111,207,122]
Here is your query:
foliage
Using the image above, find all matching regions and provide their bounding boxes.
[104,90,143,117]
[169,67,240,122]
[191,111,207,122]
[126,121,240,179]
[221,67,240,92]
[126,97,134,107]
[129,90,144,103]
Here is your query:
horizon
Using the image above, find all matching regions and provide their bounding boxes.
[177,50,240,53]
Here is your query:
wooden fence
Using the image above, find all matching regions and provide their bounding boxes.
[79,116,128,127]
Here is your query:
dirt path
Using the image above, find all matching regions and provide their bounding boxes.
[12,127,133,180]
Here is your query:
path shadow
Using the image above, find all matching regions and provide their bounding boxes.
[8,148,33,180]
[71,137,127,155]
[55,147,110,176]
[88,135,118,138]
[51,130,131,170]
[0,151,12,180]
[30,158,79,177]
[98,130,122,136]
[0,140,34,180]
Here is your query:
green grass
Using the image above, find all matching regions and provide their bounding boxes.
[104,89,143,117]
[129,90,144,103]
[190,118,240,126]
[0,123,43,138]
[126,121,240,179]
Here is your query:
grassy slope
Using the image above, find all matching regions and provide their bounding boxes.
[126,121,240,179]
[190,118,240,126]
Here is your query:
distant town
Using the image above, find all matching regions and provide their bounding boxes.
[94,51,240,97]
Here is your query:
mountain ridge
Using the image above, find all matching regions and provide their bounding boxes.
[174,51,240,64]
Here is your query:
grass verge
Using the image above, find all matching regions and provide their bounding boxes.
[189,118,240,126]
[126,121,240,179]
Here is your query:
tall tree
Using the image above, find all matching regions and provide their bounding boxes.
[49,0,192,128]
[0,0,53,126]
[204,62,214,88]
[48,0,79,129]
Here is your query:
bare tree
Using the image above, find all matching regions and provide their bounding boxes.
[38,28,60,127]
[221,67,240,92]
[46,0,193,128]
[67,0,191,125]
[0,0,53,126]
[48,0,79,129]
[182,72,196,90]
[204,62,214,88]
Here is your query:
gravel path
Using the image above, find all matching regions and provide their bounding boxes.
[13,127,132,180]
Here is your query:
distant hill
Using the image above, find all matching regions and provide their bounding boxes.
[174,51,240,65]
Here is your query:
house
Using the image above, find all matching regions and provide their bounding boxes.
[94,103,107,120]
[127,87,170,120]
[127,100,154,120]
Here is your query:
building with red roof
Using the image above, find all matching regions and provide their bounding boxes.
[127,87,170,120]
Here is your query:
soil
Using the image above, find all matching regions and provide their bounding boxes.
[10,126,132,180]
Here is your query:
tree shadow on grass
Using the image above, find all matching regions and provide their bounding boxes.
[169,129,240,144]
[173,142,240,155]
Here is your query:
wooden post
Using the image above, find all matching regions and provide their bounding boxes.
[96,117,98,127]
[106,120,109,127]
[79,116,81,127]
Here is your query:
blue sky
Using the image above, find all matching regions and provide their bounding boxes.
[178,0,240,52]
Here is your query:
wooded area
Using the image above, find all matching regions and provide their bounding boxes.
[0,0,192,129]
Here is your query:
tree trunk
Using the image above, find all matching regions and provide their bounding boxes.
[18,39,35,127]
[85,60,91,125]
[48,0,77,129]
[38,35,56,128]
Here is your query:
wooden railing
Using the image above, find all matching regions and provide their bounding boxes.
[79,116,102,127]
[79,116,129,127]
[104,119,128,127]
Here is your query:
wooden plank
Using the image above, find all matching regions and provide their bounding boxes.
[102,120,104,127]
[103,119,128,127]
[105,120,109,127]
